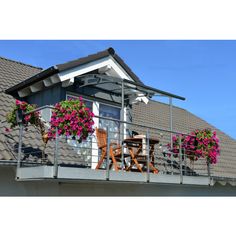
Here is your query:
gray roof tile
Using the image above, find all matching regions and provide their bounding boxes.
[132,101,236,179]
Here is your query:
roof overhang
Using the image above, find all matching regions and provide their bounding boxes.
[4,47,185,101]
[5,48,144,97]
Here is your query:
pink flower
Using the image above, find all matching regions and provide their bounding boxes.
[24,114,31,122]
[16,100,21,106]
[64,114,71,121]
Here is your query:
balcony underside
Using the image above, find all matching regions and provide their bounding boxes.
[16,166,211,186]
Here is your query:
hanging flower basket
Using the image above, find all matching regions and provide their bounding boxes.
[6,100,49,160]
[167,128,220,165]
[6,98,95,161]
[48,97,95,142]
[7,100,42,130]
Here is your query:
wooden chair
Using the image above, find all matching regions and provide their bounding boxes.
[95,127,126,171]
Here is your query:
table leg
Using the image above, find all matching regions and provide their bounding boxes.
[126,147,143,172]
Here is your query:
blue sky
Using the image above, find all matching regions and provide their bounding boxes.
[0,40,235,139]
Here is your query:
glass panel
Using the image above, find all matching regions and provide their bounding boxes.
[99,104,120,142]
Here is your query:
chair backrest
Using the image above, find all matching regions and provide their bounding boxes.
[95,127,107,149]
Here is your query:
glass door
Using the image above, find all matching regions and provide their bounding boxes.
[99,103,121,143]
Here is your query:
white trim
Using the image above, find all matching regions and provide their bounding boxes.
[108,55,132,81]
[58,56,133,82]
[59,57,110,81]
[17,56,136,97]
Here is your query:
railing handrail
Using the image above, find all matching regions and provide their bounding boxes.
[23,105,195,137]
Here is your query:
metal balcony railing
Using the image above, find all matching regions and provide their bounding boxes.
[14,106,212,185]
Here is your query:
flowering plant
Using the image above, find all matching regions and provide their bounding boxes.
[6,100,40,129]
[6,100,48,159]
[167,128,220,164]
[48,97,95,142]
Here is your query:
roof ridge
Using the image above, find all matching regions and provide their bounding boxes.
[56,47,113,68]
[0,56,42,70]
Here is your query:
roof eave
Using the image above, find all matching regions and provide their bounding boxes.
[5,66,58,96]
[5,48,146,96]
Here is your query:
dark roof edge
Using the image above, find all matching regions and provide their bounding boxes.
[55,48,113,71]
[56,47,144,84]
[123,79,185,101]
[5,47,145,95]
[110,50,144,85]
[5,66,58,95]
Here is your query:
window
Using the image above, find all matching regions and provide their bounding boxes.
[99,103,121,142]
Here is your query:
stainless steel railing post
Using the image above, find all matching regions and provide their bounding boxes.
[146,129,150,182]
[179,135,183,184]
[16,122,24,179]
[106,127,110,180]
[53,127,59,178]
[207,161,211,185]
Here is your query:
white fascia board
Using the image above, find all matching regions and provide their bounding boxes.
[58,57,111,82]
[58,56,134,82]
[108,56,132,81]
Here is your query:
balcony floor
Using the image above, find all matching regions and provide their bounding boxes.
[16,166,211,186]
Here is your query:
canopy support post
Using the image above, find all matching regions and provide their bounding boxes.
[121,80,125,170]
[169,97,174,175]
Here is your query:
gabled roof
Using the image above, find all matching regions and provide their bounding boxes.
[5,48,144,96]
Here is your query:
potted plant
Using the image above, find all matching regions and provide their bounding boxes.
[48,97,95,142]
[167,128,220,167]
[6,97,95,162]
[6,99,49,161]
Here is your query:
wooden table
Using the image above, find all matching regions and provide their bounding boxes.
[123,137,159,174]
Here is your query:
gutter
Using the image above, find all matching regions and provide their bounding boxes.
[5,66,58,95]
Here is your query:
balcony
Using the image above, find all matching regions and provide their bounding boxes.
[15,106,212,186]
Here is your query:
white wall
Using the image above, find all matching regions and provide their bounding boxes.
[0,166,236,196]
